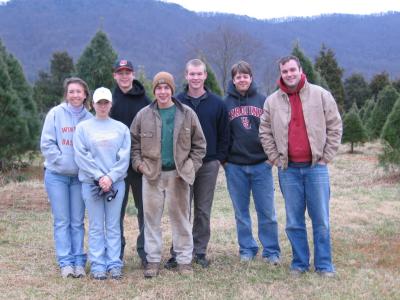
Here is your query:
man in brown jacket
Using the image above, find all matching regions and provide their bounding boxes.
[130,72,206,278]
[259,55,342,277]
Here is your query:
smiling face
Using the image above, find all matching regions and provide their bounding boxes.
[233,72,252,95]
[186,64,207,92]
[93,99,112,119]
[66,82,86,108]
[113,69,134,93]
[154,83,173,109]
[279,59,303,90]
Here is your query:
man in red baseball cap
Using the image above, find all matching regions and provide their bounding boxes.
[110,59,151,267]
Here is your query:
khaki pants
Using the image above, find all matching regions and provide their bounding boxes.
[143,170,193,264]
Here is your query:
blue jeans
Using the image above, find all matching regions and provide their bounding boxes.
[82,181,125,273]
[225,162,280,259]
[44,169,86,268]
[278,163,334,272]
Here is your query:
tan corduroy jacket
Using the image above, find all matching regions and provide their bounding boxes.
[130,98,206,184]
[259,80,342,169]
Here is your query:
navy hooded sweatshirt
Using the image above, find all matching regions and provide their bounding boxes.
[224,80,268,165]
[176,87,229,163]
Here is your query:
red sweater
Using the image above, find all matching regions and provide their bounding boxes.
[278,74,312,163]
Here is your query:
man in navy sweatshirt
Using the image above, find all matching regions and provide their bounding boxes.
[224,61,281,264]
[110,59,151,266]
[165,59,229,269]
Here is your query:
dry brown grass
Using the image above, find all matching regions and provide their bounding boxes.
[0,142,399,299]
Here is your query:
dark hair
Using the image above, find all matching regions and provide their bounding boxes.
[278,55,302,69]
[63,77,91,108]
[231,61,252,79]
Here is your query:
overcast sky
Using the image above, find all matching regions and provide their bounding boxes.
[162,0,400,19]
[1,0,399,19]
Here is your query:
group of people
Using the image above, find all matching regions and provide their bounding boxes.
[40,55,342,280]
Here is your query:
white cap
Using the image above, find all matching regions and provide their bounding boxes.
[93,87,112,103]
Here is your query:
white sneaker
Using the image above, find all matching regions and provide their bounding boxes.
[61,265,74,278]
[74,266,86,278]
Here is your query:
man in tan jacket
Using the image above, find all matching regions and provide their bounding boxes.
[259,55,342,277]
[130,72,206,278]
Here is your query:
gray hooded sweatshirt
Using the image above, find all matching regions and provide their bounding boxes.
[40,103,92,175]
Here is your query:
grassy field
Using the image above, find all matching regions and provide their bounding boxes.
[0,143,399,299]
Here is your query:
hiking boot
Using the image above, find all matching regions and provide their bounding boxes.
[109,267,123,280]
[317,270,336,278]
[91,271,107,280]
[73,266,86,278]
[194,254,210,268]
[263,256,281,266]
[240,255,255,262]
[60,265,74,278]
[164,257,178,270]
[289,268,307,277]
[177,263,193,276]
[144,262,160,278]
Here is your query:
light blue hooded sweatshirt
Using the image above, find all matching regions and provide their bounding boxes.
[40,103,93,175]
[73,117,130,184]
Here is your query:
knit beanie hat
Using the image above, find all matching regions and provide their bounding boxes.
[152,71,175,95]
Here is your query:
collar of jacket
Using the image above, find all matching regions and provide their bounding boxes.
[182,84,209,101]
[278,78,310,99]
[149,96,184,112]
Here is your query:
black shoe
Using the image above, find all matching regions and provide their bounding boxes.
[141,259,148,269]
[194,254,210,268]
[164,257,178,270]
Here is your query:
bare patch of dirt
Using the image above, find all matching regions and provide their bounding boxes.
[0,181,48,212]
[373,173,400,185]
[0,165,44,187]
[354,236,400,270]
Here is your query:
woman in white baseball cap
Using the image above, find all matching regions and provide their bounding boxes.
[74,87,131,280]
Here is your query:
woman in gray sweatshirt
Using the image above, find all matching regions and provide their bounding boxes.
[74,87,130,280]
[40,77,92,278]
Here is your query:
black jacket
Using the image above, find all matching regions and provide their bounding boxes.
[224,80,267,165]
[110,80,151,128]
[110,80,150,174]
[176,87,229,163]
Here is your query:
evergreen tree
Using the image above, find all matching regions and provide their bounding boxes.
[0,40,39,169]
[205,62,223,96]
[315,45,345,112]
[136,65,153,99]
[51,51,75,88]
[291,42,327,88]
[380,98,400,166]
[33,51,75,116]
[342,103,368,153]
[291,43,317,84]
[367,85,399,139]
[369,71,390,100]
[76,30,117,90]
[6,52,40,154]
[392,77,400,94]
[344,73,371,111]
[361,98,375,124]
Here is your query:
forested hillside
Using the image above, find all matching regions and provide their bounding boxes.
[0,0,399,85]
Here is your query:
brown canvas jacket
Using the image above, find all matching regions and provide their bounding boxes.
[130,98,206,184]
[259,80,342,169]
